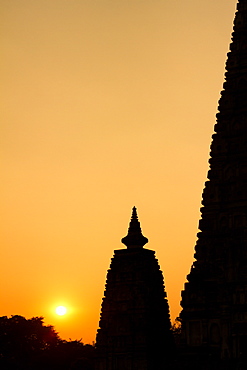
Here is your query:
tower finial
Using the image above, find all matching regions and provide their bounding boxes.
[121,207,148,248]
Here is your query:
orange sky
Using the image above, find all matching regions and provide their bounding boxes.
[1,0,237,343]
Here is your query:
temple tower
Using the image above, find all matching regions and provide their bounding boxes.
[180,0,247,366]
[95,207,173,370]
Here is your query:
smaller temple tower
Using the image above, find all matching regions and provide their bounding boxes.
[95,207,173,370]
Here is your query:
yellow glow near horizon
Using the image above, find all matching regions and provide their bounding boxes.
[55,306,67,316]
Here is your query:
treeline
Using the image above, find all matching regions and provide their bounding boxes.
[0,315,95,370]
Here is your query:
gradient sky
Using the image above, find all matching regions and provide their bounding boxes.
[1,0,237,343]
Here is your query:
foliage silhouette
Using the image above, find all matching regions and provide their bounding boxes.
[0,315,95,370]
[171,317,182,346]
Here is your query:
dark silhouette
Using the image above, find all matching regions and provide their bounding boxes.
[171,317,182,347]
[95,207,174,370]
[0,315,95,370]
[179,0,247,368]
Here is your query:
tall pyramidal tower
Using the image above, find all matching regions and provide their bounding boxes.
[180,0,247,364]
[95,207,173,370]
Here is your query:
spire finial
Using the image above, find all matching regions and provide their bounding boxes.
[121,207,148,248]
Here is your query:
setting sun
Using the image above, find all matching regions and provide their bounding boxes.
[55,306,67,316]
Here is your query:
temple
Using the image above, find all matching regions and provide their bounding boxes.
[95,207,173,370]
[180,0,247,368]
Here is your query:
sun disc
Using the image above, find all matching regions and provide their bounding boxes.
[55,306,67,316]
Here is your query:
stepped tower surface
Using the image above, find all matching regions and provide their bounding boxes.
[95,207,173,370]
[180,0,247,365]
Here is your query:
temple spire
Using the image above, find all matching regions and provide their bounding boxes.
[121,206,148,248]
[180,0,247,364]
[96,207,172,369]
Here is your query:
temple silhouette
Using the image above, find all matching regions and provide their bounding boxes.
[95,207,173,370]
[95,0,247,369]
[180,0,247,368]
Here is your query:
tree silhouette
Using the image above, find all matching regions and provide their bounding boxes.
[171,317,182,346]
[0,315,95,370]
[0,315,59,369]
